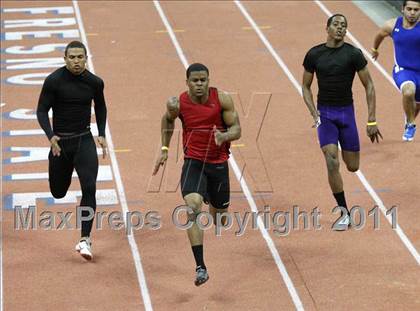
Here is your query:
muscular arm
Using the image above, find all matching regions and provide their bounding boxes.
[357,66,376,122]
[302,70,319,120]
[161,96,179,147]
[94,79,107,137]
[36,77,55,140]
[358,66,383,142]
[372,18,395,59]
[218,90,241,143]
[153,97,179,175]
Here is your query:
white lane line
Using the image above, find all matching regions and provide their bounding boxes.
[1,102,3,311]
[234,0,420,266]
[72,1,154,310]
[314,0,420,266]
[153,1,305,310]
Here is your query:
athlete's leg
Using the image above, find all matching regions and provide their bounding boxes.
[209,205,228,227]
[317,106,350,220]
[393,68,418,125]
[180,159,209,285]
[184,192,209,286]
[181,159,206,246]
[184,193,204,246]
[401,82,416,124]
[206,161,230,226]
[342,151,360,173]
[317,106,342,193]
[322,144,351,227]
[338,104,360,173]
[48,140,74,198]
[321,144,343,193]
[74,134,98,238]
[401,82,417,141]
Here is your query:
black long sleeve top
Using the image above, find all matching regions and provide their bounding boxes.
[36,66,107,140]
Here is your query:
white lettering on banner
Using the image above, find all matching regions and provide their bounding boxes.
[5,44,67,55]
[5,147,104,164]
[5,58,64,70]
[1,5,118,212]
[7,109,52,120]
[3,18,76,29]
[5,189,118,209]
[2,7,74,15]
[5,129,44,136]
[6,72,49,85]
[4,165,112,181]
[4,29,79,40]
[4,124,98,136]
[4,109,99,135]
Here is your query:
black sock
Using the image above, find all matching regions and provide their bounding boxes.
[192,245,206,270]
[333,191,350,215]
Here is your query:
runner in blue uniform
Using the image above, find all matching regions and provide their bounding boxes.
[371,0,420,141]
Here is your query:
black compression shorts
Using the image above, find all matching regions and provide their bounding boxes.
[180,158,230,209]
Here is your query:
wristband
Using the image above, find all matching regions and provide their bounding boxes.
[371,48,378,52]
[367,121,377,126]
[161,146,169,151]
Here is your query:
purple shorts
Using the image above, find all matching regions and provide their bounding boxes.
[317,104,360,152]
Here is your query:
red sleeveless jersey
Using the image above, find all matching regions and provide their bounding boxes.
[179,87,230,163]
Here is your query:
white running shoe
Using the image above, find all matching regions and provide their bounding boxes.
[75,237,93,261]
[334,214,350,231]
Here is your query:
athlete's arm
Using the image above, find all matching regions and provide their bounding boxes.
[36,76,55,141]
[357,66,383,143]
[36,76,61,156]
[216,90,241,146]
[161,96,179,147]
[94,79,108,159]
[358,66,376,122]
[153,97,179,175]
[94,79,107,137]
[371,18,396,60]
[302,70,320,128]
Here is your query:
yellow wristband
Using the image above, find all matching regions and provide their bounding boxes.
[371,48,378,52]
[367,121,377,126]
[161,146,169,151]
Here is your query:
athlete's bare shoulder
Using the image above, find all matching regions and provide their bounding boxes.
[217,89,234,110]
[166,96,179,107]
[383,17,397,35]
[166,96,179,119]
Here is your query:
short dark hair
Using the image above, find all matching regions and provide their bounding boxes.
[403,0,420,7]
[65,41,87,56]
[186,63,209,79]
[327,14,348,27]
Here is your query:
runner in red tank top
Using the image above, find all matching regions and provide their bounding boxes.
[179,86,230,163]
[153,63,241,286]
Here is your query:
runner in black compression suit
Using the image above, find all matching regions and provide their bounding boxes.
[36,41,107,260]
